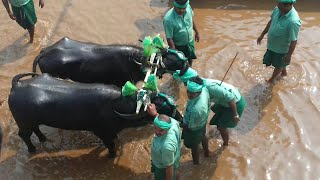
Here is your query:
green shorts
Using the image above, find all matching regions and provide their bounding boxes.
[210,96,246,128]
[182,125,206,148]
[263,49,288,68]
[176,41,197,65]
[11,0,37,30]
[151,163,178,180]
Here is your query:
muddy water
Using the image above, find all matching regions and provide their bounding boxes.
[0,0,319,179]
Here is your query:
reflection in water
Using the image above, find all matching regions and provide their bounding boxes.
[0,0,320,179]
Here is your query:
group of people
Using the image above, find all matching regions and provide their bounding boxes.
[147,66,246,179]
[148,0,301,179]
[2,0,301,179]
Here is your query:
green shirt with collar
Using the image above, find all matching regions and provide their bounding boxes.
[183,88,210,131]
[163,5,194,46]
[267,6,301,54]
[151,118,181,169]
[204,79,242,107]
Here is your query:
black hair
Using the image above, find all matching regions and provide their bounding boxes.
[189,76,204,85]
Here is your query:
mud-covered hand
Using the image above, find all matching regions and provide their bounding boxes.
[8,12,16,20]
[233,115,240,124]
[195,32,200,42]
[147,103,158,117]
[257,34,264,45]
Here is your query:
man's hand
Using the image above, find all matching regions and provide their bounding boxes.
[233,115,240,124]
[39,0,44,8]
[8,12,16,20]
[257,34,264,45]
[283,54,292,64]
[195,32,200,42]
[147,104,158,117]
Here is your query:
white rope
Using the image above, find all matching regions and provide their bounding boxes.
[136,52,161,113]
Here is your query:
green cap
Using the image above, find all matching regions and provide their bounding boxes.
[187,80,203,93]
[173,0,189,8]
[278,0,296,3]
[154,116,172,130]
[173,67,198,82]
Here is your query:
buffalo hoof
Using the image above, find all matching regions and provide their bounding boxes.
[108,152,116,159]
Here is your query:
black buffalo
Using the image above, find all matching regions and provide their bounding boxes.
[8,73,182,158]
[32,37,189,87]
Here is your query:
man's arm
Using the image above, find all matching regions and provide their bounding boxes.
[257,19,272,45]
[167,38,175,49]
[163,18,175,49]
[284,40,297,64]
[2,0,16,20]
[165,165,174,180]
[2,0,10,13]
[285,20,301,64]
[193,21,199,42]
[228,100,240,123]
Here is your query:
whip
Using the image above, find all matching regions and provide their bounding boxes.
[220,52,239,86]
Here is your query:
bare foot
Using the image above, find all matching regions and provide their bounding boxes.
[281,72,287,77]
[281,68,287,76]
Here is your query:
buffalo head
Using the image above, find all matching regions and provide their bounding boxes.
[112,91,182,123]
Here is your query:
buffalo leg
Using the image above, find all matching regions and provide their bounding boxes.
[18,129,36,153]
[33,126,47,142]
[94,131,116,158]
[103,139,116,158]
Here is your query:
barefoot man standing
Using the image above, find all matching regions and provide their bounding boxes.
[2,0,44,43]
[257,0,301,83]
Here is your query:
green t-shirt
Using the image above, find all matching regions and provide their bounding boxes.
[9,0,30,7]
[204,79,242,107]
[163,5,194,46]
[183,88,210,130]
[151,119,181,169]
[267,6,301,54]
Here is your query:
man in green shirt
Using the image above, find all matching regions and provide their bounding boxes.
[2,0,44,43]
[175,67,246,146]
[203,78,246,147]
[163,0,200,66]
[182,77,210,164]
[147,104,181,180]
[257,0,301,83]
